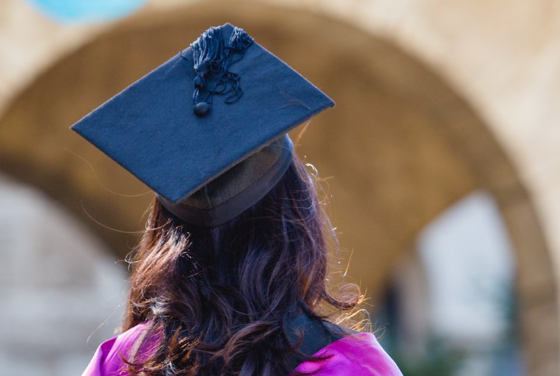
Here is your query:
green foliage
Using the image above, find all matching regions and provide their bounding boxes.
[388,336,465,376]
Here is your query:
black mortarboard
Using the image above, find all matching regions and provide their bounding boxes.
[71,23,334,227]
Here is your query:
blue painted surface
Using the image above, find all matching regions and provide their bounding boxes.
[22,0,148,22]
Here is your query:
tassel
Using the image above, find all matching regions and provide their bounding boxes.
[190,26,254,117]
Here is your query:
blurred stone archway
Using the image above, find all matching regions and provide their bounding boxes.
[0,1,557,375]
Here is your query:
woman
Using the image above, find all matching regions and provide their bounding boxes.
[75,23,403,376]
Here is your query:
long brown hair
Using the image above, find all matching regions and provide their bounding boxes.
[123,154,362,376]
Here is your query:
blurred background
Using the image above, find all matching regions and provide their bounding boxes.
[1,0,560,375]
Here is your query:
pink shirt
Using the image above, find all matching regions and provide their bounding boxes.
[82,323,403,376]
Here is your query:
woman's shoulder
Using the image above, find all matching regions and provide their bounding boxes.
[292,332,403,376]
[81,322,153,376]
[82,323,402,376]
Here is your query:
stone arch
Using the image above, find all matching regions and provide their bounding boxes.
[0,1,556,374]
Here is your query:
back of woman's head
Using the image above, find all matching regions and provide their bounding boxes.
[123,154,361,376]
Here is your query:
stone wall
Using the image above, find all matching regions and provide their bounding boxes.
[0,175,126,376]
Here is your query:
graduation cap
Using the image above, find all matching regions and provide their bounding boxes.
[71,23,334,227]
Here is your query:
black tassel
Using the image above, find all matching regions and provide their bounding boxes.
[190,26,254,117]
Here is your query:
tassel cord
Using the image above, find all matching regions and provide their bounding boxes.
[190,26,254,110]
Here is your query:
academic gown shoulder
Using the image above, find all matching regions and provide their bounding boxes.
[81,323,403,376]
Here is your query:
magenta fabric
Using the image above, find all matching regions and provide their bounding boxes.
[289,333,403,376]
[82,323,403,376]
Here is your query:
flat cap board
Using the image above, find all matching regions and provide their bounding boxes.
[72,23,334,203]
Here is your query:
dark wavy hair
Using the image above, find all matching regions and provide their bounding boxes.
[122,154,362,376]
